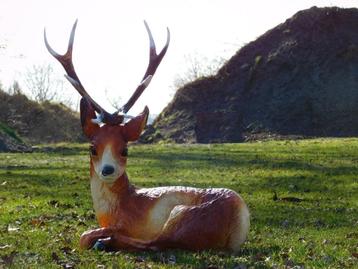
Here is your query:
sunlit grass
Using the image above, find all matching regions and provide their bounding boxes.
[0,138,357,268]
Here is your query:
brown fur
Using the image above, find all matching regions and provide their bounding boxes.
[79,100,249,252]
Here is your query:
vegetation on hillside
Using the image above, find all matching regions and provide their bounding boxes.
[0,89,83,145]
[0,122,23,144]
[144,6,358,143]
[0,139,357,268]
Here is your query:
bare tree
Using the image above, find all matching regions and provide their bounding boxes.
[105,88,122,111]
[173,53,226,89]
[8,80,22,95]
[54,79,78,110]
[24,63,81,111]
[25,64,57,102]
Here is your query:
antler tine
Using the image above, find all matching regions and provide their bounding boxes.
[44,20,78,80]
[44,20,118,124]
[142,20,171,80]
[119,21,170,114]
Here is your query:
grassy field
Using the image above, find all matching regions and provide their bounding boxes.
[0,139,357,268]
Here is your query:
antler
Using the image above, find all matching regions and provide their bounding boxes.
[44,20,122,124]
[44,20,170,124]
[119,21,170,114]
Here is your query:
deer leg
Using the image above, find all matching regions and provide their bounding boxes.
[80,227,156,251]
[81,197,245,252]
[80,202,227,252]
[79,227,115,250]
[97,234,157,251]
[104,198,239,252]
[149,197,239,251]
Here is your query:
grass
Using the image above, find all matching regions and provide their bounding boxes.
[0,122,23,143]
[0,138,357,268]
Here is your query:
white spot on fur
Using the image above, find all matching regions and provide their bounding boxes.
[90,174,117,216]
[146,193,195,237]
[229,201,250,252]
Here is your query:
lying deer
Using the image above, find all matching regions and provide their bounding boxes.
[44,20,249,252]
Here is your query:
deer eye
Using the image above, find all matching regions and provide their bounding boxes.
[90,145,97,156]
[121,148,128,157]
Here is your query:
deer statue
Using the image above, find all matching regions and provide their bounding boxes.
[44,20,249,252]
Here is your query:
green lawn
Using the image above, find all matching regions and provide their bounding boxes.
[0,139,357,268]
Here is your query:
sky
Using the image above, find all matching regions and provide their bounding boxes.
[1,0,358,115]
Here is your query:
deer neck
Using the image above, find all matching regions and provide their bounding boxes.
[90,171,134,226]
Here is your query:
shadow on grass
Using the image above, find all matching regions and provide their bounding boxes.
[2,149,357,197]
[130,150,358,193]
[0,168,88,201]
[250,201,357,230]
[32,145,88,155]
[118,245,280,268]
[131,150,358,175]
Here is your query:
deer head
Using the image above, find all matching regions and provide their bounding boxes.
[44,20,169,182]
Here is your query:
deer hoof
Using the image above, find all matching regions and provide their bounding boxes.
[92,240,106,251]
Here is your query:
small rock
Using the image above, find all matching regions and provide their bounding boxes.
[7,225,19,232]
[282,219,289,228]
[168,254,176,264]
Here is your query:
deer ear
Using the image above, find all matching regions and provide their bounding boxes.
[123,106,149,142]
[80,98,100,139]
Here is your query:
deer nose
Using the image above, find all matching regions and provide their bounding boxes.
[101,165,115,177]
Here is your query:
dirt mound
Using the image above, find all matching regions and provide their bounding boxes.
[0,90,83,144]
[142,6,358,143]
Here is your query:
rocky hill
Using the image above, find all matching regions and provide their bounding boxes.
[142,6,358,143]
[0,90,83,145]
